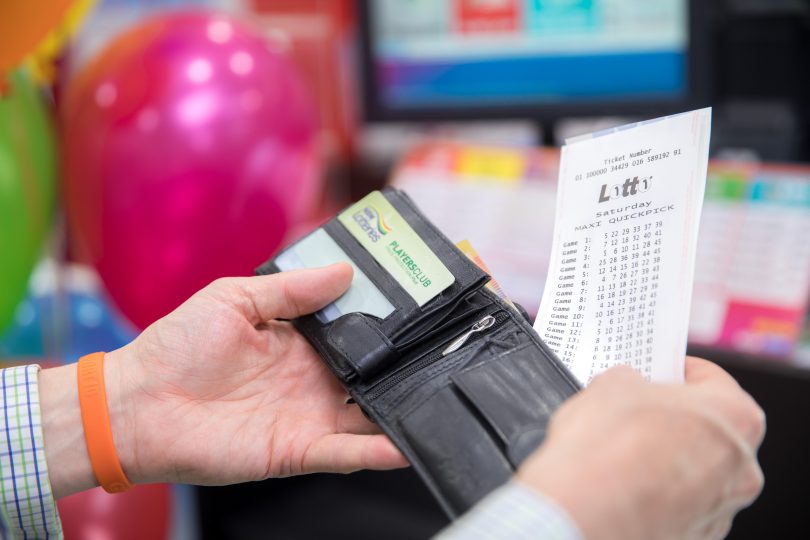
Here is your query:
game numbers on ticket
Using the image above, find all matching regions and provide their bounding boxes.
[534,109,712,385]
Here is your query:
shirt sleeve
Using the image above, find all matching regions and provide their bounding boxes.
[433,482,583,540]
[0,365,63,539]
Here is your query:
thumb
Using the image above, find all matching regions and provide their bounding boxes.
[213,263,353,323]
[684,356,740,390]
[298,433,409,475]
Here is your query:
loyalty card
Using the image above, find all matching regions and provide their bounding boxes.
[338,191,455,306]
[275,228,395,323]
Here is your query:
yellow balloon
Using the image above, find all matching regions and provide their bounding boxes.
[0,1,74,77]
[25,0,98,84]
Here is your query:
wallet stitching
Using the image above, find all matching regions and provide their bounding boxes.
[378,340,492,412]
[395,380,454,430]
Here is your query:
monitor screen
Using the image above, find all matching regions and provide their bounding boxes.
[364,0,691,117]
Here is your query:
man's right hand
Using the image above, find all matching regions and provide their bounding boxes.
[517,357,765,540]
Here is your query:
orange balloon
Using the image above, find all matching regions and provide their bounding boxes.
[0,0,73,74]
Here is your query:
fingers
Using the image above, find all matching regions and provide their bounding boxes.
[594,364,645,383]
[684,358,766,449]
[684,356,738,387]
[592,358,732,389]
[730,458,765,507]
[586,363,645,393]
[211,263,353,324]
[697,513,735,540]
[300,434,409,474]
[591,358,765,450]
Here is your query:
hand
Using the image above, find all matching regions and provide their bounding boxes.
[517,357,765,540]
[41,264,407,498]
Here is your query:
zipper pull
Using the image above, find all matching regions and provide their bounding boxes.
[442,315,496,356]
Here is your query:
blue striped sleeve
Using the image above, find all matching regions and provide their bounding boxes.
[0,365,63,539]
[434,482,583,540]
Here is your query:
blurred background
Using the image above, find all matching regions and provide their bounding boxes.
[1,0,808,538]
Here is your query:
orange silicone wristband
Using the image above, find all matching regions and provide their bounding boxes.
[77,352,133,493]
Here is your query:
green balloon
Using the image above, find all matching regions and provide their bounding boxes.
[0,70,56,334]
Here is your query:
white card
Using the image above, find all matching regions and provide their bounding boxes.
[275,229,395,323]
[534,109,712,384]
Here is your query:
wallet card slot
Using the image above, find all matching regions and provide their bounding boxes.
[324,214,490,340]
[323,220,417,333]
[395,291,495,353]
[451,342,580,467]
[323,212,490,352]
[389,273,490,344]
[398,385,513,515]
[329,189,489,339]
[322,300,499,383]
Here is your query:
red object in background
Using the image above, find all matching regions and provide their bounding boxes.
[58,484,171,540]
[454,0,521,33]
[249,0,358,164]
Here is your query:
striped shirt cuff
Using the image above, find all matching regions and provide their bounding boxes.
[434,482,583,540]
[0,365,63,539]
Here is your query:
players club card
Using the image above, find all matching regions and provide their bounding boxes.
[338,191,454,307]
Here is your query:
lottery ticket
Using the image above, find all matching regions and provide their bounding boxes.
[534,109,712,384]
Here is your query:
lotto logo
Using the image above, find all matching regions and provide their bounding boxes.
[598,176,652,203]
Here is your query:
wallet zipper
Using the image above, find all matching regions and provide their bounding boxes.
[366,312,508,401]
[441,315,497,356]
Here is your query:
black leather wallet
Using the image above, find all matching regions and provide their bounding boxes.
[256,188,580,518]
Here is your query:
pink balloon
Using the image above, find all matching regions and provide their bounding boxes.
[62,11,319,329]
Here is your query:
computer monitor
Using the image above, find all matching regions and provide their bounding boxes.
[359,0,710,123]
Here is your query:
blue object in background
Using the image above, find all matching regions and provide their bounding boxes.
[0,288,136,364]
[381,51,686,107]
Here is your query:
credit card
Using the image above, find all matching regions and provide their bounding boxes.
[275,228,395,323]
[338,191,455,306]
